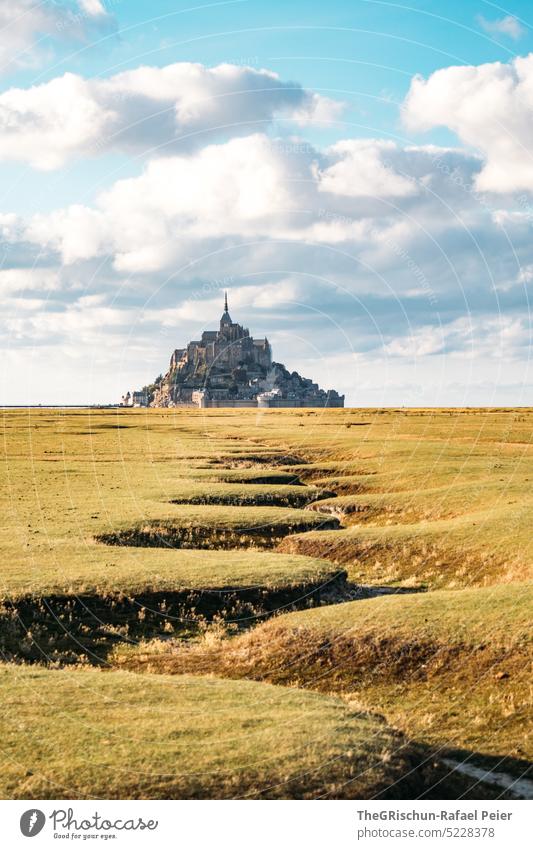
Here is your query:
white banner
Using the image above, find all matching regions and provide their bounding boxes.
[0,800,530,849]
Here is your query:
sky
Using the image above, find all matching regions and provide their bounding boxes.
[1,0,533,405]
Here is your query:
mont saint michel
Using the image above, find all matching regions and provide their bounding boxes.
[123,294,344,409]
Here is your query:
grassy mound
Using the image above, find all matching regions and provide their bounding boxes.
[0,547,344,664]
[185,468,304,485]
[309,477,533,526]
[203,452,304,467]
[0,666,460,800]
[0,546,339,600]
[312,472,388,494]
[279,508,533,589]
[169,481,333,507]
[120,584,531,778]
[97,505,340,550]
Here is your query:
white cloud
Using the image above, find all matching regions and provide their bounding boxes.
[403,53,533,193]
[8,133,529,320]
[288,91,344,126]
[478,15,525,40]
[0,212,23,241]
[22,134,303,267]
[27,204,112,263]
[28,134,469,271]
[0,127,531,405]
[317,139,417,198]
[3,292,130,344]
[518,264,533,283]
[153,279,304,328]
[78,0,107,16]
[0,267,61,295]
[0,62,343,169]
[385,315,531,361]
[385,324,448,357]
[0,0,116,76]
[7,133,522,374]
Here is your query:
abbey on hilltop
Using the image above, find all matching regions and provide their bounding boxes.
[122,293,344,408]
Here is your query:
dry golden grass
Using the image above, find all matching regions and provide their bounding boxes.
[0,665,468,800]
[1,406,532,798]
[114,583,532,773]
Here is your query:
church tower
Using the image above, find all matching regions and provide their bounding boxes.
[220,291,232,328]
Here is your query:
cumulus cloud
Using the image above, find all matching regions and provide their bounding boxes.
[0,62,343,169]
[1,128,531,404]
[477,15,525,40]
[20,133,438,273]
[0,0,116,75]
[316,139,417,198]
[402,53,533,193]
[385,315,531,361]
[24,134,299,269]
[0,267,62,295]
[4,292,129,343]
[8,133,529,303]
[27,134,484,272]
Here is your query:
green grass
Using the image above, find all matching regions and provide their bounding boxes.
[119,583,532,774]
[2,407,532,798]
[279,505,532,589]
[186,468,304,484]
[96,504,338,550]
[276,581,532,645]
[0,546,340,601]
[0,410,343,664]
[0,544,344,666]
[310,476,533,525]
[97,502,335,530]
[0,665,452,800]
[169,481,331,507]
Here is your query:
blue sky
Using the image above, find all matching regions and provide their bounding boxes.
[6,0,533,211]
[1,0,533,404]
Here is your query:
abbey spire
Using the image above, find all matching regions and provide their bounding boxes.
[220,290,232,327]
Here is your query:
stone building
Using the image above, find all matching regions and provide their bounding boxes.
[170,292,271,383]
[133,293,344,408]
[132,390,148,407]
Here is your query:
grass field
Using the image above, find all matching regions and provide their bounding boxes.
[123,583,530,771]
[1,406,532,798]
[3,666,454,800]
